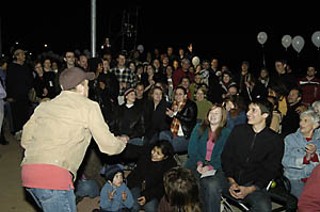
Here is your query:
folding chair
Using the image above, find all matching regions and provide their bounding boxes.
[221,193,249,212]
[267,175,298,212]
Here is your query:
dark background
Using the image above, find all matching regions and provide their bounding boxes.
[1,1,319,76]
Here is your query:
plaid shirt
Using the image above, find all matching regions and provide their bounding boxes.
[111,67,137,96]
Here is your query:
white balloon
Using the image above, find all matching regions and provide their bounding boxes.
[292,36,305,53]
[257,32,268,45]
[281,35,292,49]
[192,56,200,67]
[312,31,320,48]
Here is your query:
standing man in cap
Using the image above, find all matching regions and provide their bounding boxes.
[20,67,129,212]
[6,48,34,139]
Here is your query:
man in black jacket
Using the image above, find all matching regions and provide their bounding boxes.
[200,98,284,212]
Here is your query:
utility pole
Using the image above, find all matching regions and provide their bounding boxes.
[91,0,96,58]
[0,17,2,56]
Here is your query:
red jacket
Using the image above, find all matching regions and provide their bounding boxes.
[298,77,320,105]
[298,164,320,211]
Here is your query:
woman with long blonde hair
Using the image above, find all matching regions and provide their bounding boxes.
[185,104,230,179]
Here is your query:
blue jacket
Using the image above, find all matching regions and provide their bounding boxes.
[282,128,320,180]
[100,182,134,211]
[185,123,231,176]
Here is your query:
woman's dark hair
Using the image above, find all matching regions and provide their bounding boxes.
[223,95,246,117]
[268,79,288,98]
[175,85,187,95]
[153,140,174,159]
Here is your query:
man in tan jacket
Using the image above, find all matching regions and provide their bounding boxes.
[20,67,128,212]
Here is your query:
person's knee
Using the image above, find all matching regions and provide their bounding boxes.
[200,177,222,195]
[200,177,221,190]
[131,202,141,212]
[253,199,271,212]
[143,199,158,211]
[247,192,271,212]
[76,180,99,198]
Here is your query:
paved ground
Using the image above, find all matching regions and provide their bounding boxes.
[0,132,37,211]
[0,131,286,212]
[0,131,99,212]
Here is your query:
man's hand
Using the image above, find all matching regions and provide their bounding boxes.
[137,196,146,206]
[229,184,256,199]
[295,105,307,114]
[229,182,241,198]
[117,135,129,144]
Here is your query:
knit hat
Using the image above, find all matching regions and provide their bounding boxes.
[59,67,95,90]
[124,87,135,97]
[102,164,125,181]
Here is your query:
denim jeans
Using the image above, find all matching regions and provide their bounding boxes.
[200,170,272,212]
[130,187,159,212]
[159,130,189,153]
[26,188,76,212]
[288,178,305,198]
[243,190,271,212]
[200,169,228,212]
[75,179,100,198]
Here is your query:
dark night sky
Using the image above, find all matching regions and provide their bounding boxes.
[1,1,319,75]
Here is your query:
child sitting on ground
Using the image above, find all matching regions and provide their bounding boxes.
[99,164,134,212]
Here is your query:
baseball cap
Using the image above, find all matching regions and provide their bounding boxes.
[59,67,95,90]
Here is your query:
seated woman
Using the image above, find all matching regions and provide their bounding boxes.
[194,87,213,123]
[282,109,320,198]
[185,104,231,180]
[223,95,247,131]
[267,95,283,133]
[144,86,170,145]
[159,86,197,153]
[122,140,177,212]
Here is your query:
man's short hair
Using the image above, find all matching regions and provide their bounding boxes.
[251,97,273,125]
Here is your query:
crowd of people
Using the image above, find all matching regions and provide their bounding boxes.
[1,43,320,211]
